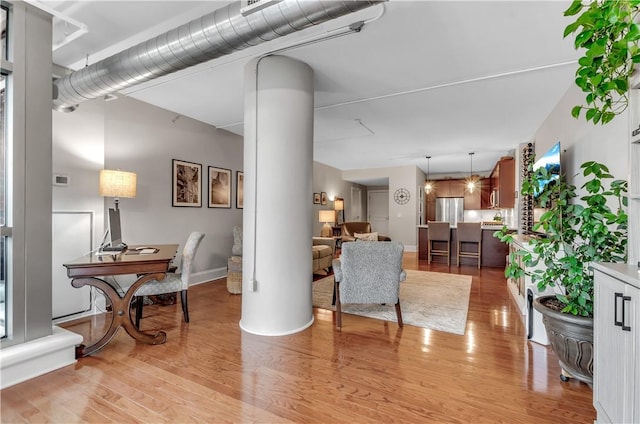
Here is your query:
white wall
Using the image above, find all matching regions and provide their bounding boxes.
[52,96,244,281]
[312,162,365,237]
[534,84,628,188]
[343,165,421,250]
[534,82,634,261]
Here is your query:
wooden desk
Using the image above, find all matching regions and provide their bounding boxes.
[63,244,178,358]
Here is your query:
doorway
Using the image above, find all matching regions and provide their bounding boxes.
[368,190,389,236]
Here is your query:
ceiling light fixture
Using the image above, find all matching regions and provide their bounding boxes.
[466,152,477,193]
[424,156,434,194]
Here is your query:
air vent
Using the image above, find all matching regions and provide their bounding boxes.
[240,0,282,16]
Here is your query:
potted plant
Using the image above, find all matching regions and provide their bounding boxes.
[563,0,640,124]
[495,161,628,384]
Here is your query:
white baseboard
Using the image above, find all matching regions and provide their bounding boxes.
[190,266,227,286]
[0,326,83,389]
[404,245,417,252]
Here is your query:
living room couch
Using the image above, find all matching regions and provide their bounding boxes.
[340,222,391,243]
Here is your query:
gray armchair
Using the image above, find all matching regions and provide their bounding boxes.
[332,241,406,329]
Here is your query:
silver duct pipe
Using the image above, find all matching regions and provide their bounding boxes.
[53,0,383,112]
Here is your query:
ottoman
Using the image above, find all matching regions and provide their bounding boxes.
[312,244,333,275]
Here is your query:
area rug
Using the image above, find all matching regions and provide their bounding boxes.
[313,270,472,335]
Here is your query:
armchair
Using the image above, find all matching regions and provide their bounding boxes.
[340,221,391,242]
[332,241,406,328]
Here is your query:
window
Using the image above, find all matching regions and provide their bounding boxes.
[1,6,7,61]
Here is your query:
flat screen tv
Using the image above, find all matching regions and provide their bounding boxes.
[532,141,561,199]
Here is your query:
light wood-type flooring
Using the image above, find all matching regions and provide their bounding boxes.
[1,252,595,423]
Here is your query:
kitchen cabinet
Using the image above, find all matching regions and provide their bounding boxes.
[592,263,639,424]
[433,179,464,198]
[417,226,509,268]
[464,179,482,210]
[487,157,515,208]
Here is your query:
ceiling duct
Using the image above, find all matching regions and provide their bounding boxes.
[52,0,383,112]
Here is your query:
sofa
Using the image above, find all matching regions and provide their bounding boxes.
[340,222,391,243]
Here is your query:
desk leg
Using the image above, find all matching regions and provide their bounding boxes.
[71,272,168,358]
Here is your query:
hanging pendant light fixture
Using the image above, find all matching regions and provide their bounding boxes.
[466,152,477,193]
[424,156,434,194]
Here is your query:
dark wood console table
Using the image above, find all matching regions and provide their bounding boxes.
[63,244,178,358]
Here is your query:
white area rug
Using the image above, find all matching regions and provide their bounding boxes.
[313,270,472,335]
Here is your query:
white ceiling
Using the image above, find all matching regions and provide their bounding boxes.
[45,0,581,185]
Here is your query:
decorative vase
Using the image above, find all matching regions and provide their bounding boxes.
[533,295,593,385]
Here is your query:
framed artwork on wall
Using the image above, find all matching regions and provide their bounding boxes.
[236,171,243,209]
[313,193,321,204]
[321,192,327,205]
[172,159,202,207]
[208,166,231,208]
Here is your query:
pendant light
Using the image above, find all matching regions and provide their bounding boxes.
[466,152,477,193]
[424,156,434,194]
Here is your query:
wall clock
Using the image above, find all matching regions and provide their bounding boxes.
[394,188,410,205]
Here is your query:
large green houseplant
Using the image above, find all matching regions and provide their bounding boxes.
[563,0,640,124]
[495,161,627,384]
[496,161,628,317]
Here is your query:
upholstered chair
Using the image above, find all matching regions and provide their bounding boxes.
[134,231,205,328]
[332,241,406,329]
[340,221,391,242]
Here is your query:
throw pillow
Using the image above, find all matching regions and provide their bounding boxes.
[354,232,378,241]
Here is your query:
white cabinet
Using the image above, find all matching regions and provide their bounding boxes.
[593,263,640,424]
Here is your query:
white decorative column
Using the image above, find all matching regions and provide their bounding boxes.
[240,56,314,335]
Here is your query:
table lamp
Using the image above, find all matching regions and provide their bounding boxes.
[334,197,344,225]
[319,210,335,237]
[99,169,137,210]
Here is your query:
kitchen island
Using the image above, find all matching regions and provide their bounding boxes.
[417,224,512,268]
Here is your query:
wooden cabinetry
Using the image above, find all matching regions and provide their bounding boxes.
[593,263,639,424]
[488,157,515,208]
[433,179,464,198]
[464,180,482,210]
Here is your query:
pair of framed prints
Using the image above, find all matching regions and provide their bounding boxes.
[172,159,243,209]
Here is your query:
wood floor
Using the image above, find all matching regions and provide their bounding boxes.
[1,252,595,423]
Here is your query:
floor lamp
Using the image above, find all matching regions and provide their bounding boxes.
[334,197,344,226]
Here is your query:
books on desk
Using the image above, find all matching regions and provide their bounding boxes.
[125,247,159,255]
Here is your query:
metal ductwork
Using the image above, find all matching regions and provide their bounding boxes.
[52,0,383,112]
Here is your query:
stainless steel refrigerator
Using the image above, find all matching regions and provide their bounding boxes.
[435,198,464,226]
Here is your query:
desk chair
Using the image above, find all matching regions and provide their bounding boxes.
[456,222,482,268]
[427,221,451,265]
[134,231,204,328]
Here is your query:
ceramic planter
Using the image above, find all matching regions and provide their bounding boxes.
[533,295,593,385]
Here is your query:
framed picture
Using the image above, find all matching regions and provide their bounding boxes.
[172,159,202,207]
[313,193,321,204]
[236,171,244,209]
[321,192,327,205]
[208,166,232,208]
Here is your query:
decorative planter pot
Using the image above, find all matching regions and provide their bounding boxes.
[533,295,593,385]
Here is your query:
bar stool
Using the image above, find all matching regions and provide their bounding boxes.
[456,222,482,268]
[427,221,451,265]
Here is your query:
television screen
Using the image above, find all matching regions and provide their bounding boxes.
[532,141,561,197]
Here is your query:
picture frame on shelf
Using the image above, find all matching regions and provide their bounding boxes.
[172,159,202,207]
[236,171,243,209]
[208,166,231,208]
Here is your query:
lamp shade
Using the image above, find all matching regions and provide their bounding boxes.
[99,169,137,198]
[334,198,344,211]
[319,210,335,223]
